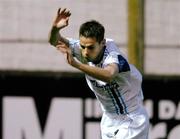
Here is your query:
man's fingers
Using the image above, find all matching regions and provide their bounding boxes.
[57,42,67,47]
[61,8,66,14]
[57,46,67,53]
[56,43,69,53]
[56,44,66,49]
[58,8,71,17]
[64,11,71,17]
[57,8,61,14]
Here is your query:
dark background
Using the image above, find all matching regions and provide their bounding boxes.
[0,71,180,138]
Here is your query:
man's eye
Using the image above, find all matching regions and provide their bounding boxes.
[80,45,85,49]
[80,45,95,50]
[88,46,94,50]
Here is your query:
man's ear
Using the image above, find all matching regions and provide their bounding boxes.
[101,39,106,46]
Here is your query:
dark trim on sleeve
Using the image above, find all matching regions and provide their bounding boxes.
[117,55,130,72]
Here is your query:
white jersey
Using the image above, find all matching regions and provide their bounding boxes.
[69,38,144,115]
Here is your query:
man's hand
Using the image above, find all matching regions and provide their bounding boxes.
[53,8,71,30]
[48,8,71,47]
[56,41,79,68]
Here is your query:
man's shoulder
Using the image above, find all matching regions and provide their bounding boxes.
[105,38,120,53]
[67,38,79,42]
[105,38,114,43]
[67,38,80,47]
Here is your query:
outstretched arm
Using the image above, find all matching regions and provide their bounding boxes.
[48,8,71,47]
[56,42,119,83]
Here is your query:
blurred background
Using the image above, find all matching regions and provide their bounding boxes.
[0,0,180,139]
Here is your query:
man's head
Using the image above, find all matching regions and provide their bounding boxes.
[79,20,105,43]
[79,20,105,63]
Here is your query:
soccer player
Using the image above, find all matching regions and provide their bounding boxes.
[48,8,149,139]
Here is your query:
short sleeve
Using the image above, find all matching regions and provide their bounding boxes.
[68,38,87,63]
[68,38,80,55]
[104,52,130,73]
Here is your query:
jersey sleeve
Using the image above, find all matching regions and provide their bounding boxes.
[104,40,130,72]
[68,38,80,56]
[68,38,87,63]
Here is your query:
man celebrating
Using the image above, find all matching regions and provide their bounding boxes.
[48,8,149,139]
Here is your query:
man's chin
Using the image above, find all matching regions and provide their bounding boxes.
[86,58,92,62]
[85,57,94,62]
[88,58,101,64]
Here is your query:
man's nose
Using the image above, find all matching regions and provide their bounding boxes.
[84,48,89,55]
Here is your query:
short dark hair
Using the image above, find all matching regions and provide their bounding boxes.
[79,20,105,43]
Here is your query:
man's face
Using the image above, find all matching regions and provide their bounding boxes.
[79,36,104,62]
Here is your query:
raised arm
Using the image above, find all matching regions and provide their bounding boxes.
[48,8,71,47]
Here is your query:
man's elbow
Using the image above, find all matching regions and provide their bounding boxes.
[105,72,116,83]
[104,64,119,83]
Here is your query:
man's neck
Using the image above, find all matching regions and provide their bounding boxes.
[92,46,106,64]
